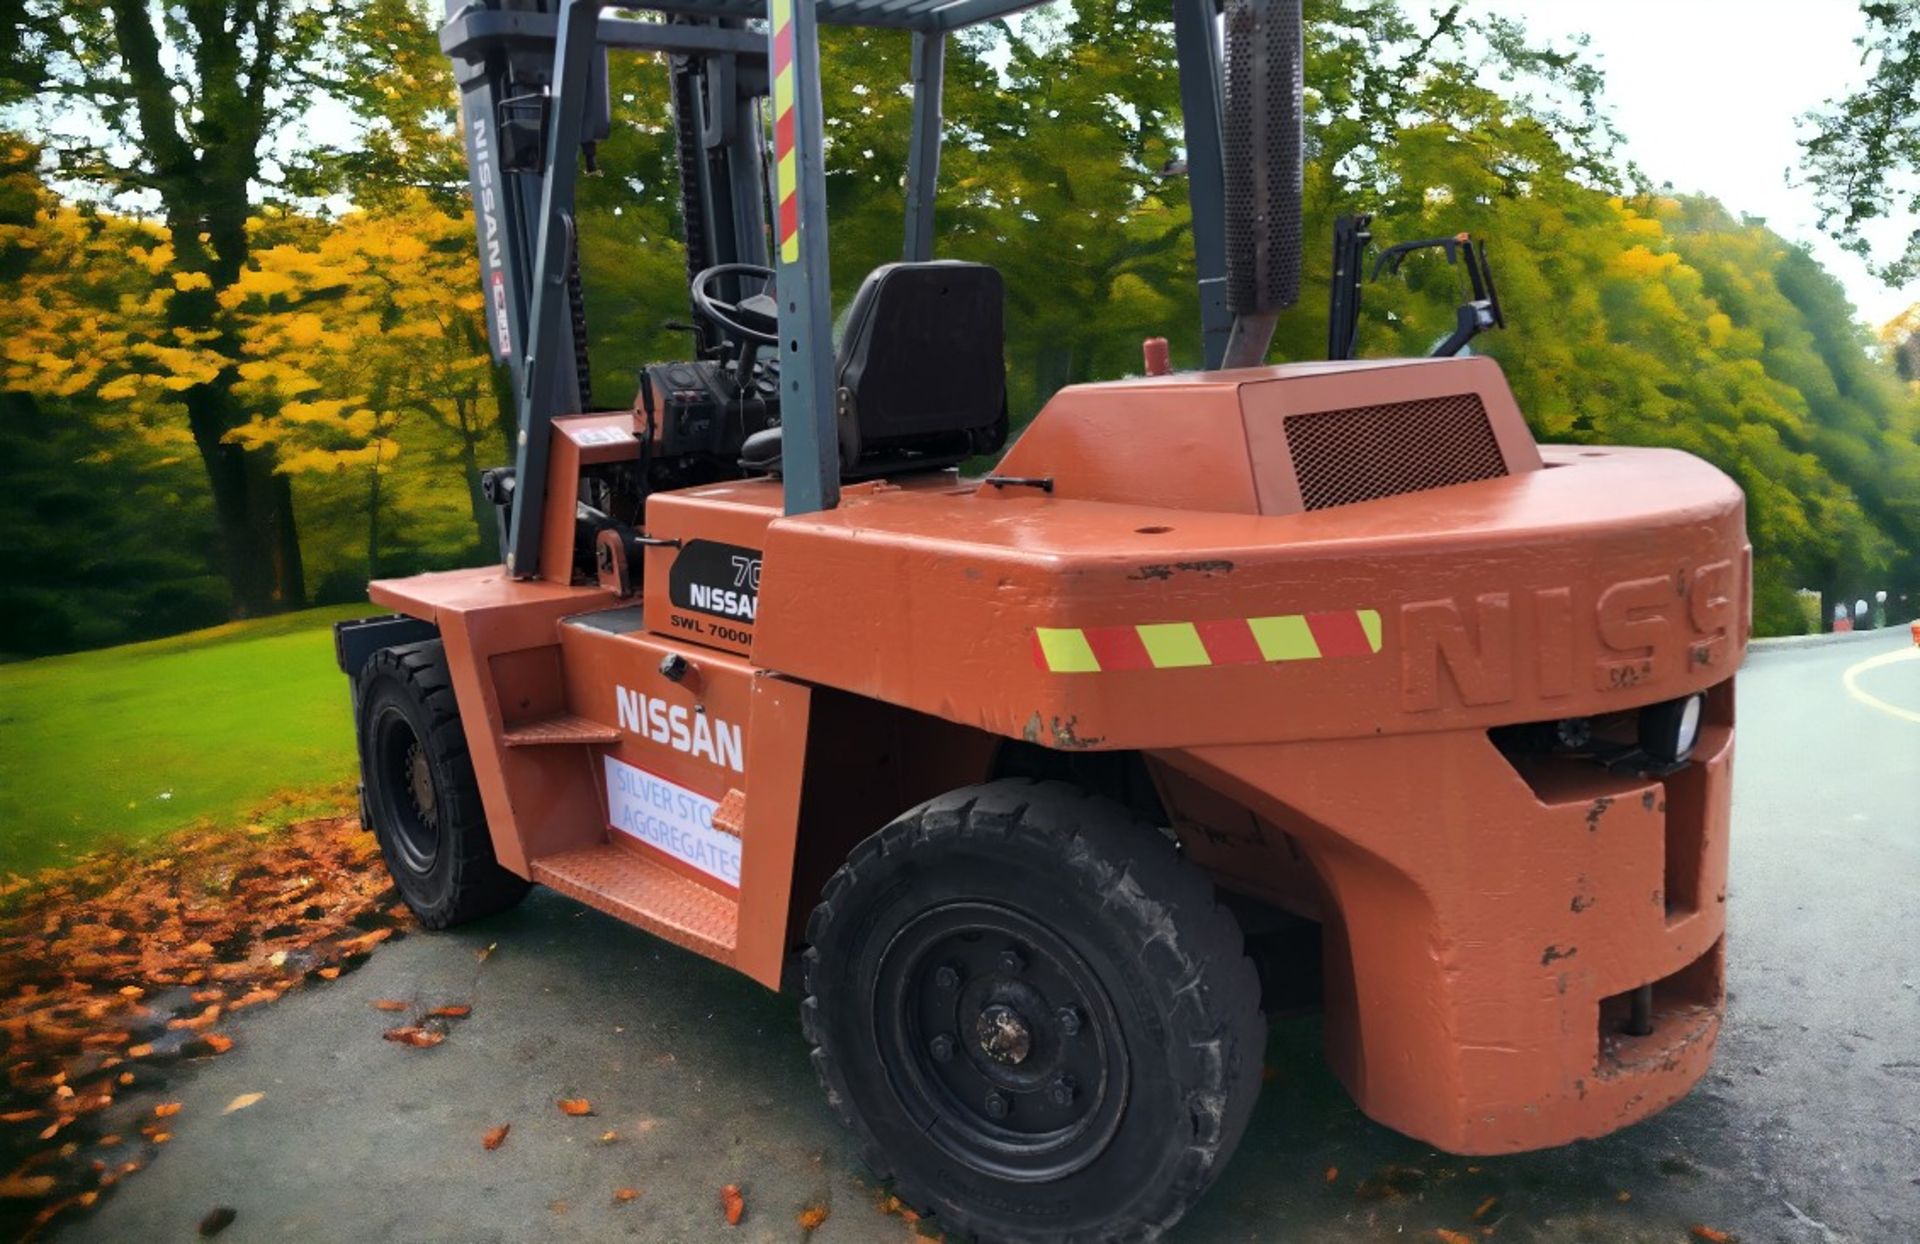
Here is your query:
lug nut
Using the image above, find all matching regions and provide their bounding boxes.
[997,948,1026,975]
[984,1090,1009,1119]
[1055,1006,1082,1036]
[933,965,959,990]
[929,1034,954,1063]
[1048,1076,1077,1107]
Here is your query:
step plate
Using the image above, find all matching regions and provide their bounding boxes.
[531,844,738,963]
[501,714,621,747]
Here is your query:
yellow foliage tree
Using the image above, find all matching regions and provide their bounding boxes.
[221,198,499,578]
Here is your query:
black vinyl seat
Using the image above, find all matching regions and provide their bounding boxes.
[741,260,1008,477]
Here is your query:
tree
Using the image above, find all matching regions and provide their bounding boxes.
[223,200,501,579]
[5,1,354,615]
[1798,0,1920,286]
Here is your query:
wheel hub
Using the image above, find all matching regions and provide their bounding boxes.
[976,1004,1032,1065]
[405,743,437,828]
[874,901,1130,1183]
[371,706,441,875]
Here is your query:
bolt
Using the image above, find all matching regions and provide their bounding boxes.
[1055,1006,1082,1036]
[997,948,1026,975]
[929,1035,954,1063]
[933,965,959,990]
[658,653,689,683]
[1048,1076,1077,1107]
[983,1091,1009,1120]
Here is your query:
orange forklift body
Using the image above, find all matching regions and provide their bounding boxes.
[368,354,1747,1155]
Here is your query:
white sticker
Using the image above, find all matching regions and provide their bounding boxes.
[573,425,633,447]
[603,756,739,887]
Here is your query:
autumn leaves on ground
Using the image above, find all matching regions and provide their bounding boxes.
[0,814,400,1238]
[0,607,379,1236]
[0,809,893,1242]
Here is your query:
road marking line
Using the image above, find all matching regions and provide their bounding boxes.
[1841,647,1920,725]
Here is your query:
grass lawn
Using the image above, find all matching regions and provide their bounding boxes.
[0,604,379,877]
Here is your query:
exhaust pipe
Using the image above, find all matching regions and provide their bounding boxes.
[1220,0,1305,369]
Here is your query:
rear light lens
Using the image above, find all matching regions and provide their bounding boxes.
[1639,694,1704,764]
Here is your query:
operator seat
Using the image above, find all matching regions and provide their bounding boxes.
[740,261,1008,478]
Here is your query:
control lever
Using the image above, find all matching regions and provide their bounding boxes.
[1371,232,1505,357]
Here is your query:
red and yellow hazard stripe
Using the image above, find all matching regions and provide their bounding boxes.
[1032,610,1383,674]
[770,0,799,263]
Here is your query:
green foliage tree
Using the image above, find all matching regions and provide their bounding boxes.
[1798,0,1920,287]
[4,0,1915,653]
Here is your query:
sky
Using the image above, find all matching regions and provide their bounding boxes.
[1472,0,1914,328]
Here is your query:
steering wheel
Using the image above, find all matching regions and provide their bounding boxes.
[691,263,780,345]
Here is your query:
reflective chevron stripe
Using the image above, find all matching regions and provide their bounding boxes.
[1031,610,1383,673]
[770,0,799,263]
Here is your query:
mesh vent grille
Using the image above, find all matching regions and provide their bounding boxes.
[1286,394,1507,510]
[1222,0,1304,314]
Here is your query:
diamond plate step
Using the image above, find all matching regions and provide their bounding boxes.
[501,714,621,748]
[531,844,738,962]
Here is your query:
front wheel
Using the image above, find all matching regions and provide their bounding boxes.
[802,779,1264,1243]
[355,640,528,929]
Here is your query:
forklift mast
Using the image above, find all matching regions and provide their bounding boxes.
[440,0,1248,579]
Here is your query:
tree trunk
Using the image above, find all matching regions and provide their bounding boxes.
[181,377,305,616]
[456,399,499,559]
[109,0,307,618]
[366,449,383,583]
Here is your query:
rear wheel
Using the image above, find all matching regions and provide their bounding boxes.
[356,640,528,929]
[803,779,1264,1243]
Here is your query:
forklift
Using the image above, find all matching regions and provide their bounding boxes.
[335,0,1748,1237]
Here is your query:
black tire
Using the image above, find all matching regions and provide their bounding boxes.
[802,778,1265,1243]
[355,640,528,929]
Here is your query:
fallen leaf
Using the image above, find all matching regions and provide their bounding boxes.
[597,1129,619,1144]
[150,1131,172,1144]
[0,1110,41,1123]
[1472,1195,1499,1220]
[370,999,409,1012]
[198,1205,237,1237]
[483,1124,510,1151]
[127,1043,155,1057]
[1690,1229,1734,1244]
[0,1173,58,1198]
[613,1188,640,1203]
[798,1202,829,1231]
[154,1102,183,1118]
[223,1092,264,1114]
[1324,1165,1338,1184]
[426,1005,471,1019]
[1436,1231,1475,1244]
[338,928,393,954]
[316,966,341,980]
[721,1183,745,1226]
[1616,1190,1632,1203]
[557,1098,594,1116]
[201,1033,234,1054]
[477,943,496,963]
[382,1026,444,1049]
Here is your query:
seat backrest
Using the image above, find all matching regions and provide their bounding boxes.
[835,261,1006,466]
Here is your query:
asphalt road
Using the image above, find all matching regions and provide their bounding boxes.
[73,629,1920,1243]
